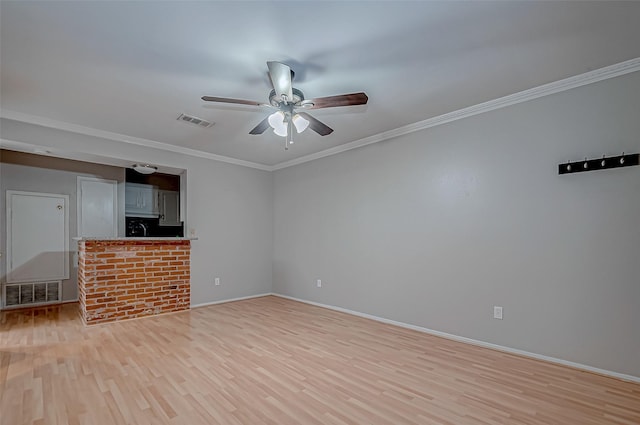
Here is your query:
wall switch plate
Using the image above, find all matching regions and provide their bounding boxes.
[215,277,220,286]
[317,279,322,288]
[493,306,503,320]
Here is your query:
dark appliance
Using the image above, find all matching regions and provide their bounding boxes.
[126,217,184,237]
[126,218,149,237]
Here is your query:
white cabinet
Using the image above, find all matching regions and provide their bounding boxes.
[125,183,159,218]
[158,190,180,226]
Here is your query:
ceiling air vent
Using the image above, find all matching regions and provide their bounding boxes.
[177,113,214,128]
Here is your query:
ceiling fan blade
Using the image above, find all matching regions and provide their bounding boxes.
[267,61,293,103]
[307,92,368,110]
[201,96,262,106]
[297,112,333,136]
[249,116,270,135]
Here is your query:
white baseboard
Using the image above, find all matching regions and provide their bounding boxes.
[191,293,272,309]
[272,293,640,384]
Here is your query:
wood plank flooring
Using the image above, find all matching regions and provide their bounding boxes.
[1,296,639,424]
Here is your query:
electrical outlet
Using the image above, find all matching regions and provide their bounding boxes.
[214,277,220,286]
[317,279,322,288]
[493,306,503,320]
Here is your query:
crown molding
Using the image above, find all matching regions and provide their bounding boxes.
[2,58,639,172]
[0,110,272,171]
[271,57,640,170]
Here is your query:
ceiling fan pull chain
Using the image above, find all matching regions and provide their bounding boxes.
[288,121,294,146]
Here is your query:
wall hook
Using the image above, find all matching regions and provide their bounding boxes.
[558,153,639,175]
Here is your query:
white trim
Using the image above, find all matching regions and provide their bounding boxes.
[2,58,639,172]
[0,110,272,171]
[190,293,272,309]
[271,293,640,384]
[271,58,640,170]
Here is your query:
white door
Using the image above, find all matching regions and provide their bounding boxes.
[6,191,69,283]
[77,177,118,237]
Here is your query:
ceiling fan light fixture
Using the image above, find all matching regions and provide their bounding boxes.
[268,111,288,137]
[273,126,288,137]
[268,110,284,128]
[292,113,309,133]
[132,164,158,175]
[202,61,368,147]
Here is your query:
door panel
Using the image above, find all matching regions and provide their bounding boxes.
[78,177,117,237]
[7,191,69,283]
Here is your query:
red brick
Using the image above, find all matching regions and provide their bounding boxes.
[78,240,190,325]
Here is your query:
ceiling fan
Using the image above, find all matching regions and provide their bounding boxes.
[202,61,368,150]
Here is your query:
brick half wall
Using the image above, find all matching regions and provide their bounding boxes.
[77,239,191,325]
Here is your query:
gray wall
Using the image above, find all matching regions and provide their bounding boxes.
[273,71,640,378]
[0,150,126,302]
[185,155,273,304]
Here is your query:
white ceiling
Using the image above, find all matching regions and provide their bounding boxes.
[2,1,640,168]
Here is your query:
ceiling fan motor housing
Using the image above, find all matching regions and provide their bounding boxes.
[269,88,306,107]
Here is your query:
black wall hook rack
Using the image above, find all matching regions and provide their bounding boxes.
[558,153,639,175]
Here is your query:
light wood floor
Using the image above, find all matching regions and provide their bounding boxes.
[1,296,639,425]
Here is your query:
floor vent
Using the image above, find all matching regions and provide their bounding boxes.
[177,113,214,128]
[2,281,62,309]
